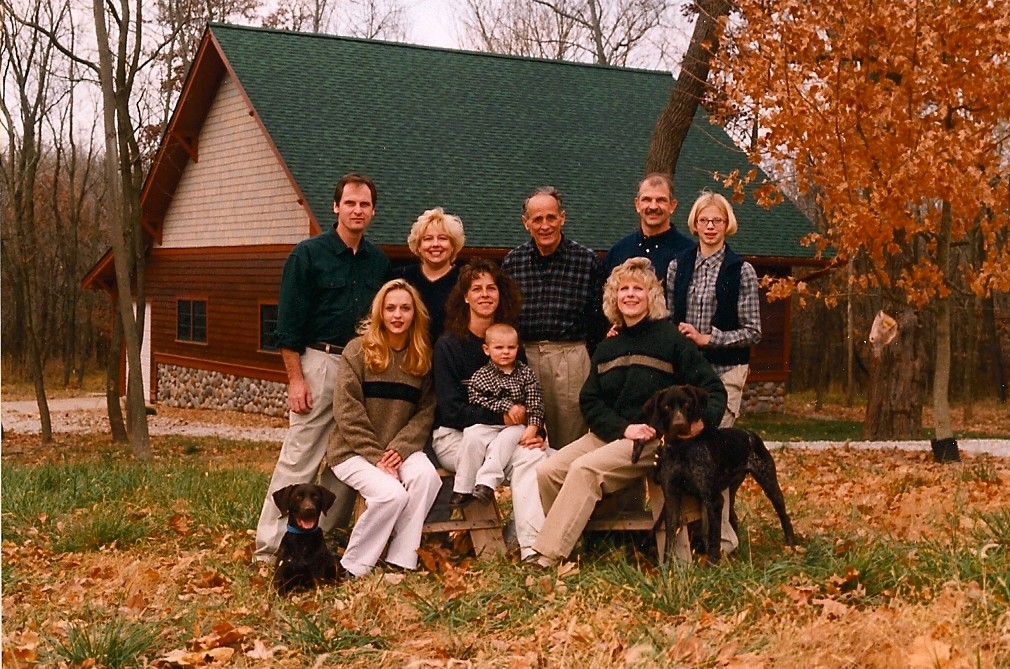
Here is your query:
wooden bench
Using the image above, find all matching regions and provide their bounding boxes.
[421,468,507,557]
[584,476,667,562]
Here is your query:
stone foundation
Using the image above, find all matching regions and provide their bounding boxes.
[741,381,786,415]
[155,364,787,419]
[156,364,288,417]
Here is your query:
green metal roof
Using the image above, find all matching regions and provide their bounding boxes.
[209,23,817,259]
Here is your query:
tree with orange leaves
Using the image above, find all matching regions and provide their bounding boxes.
[713,1,1010,456]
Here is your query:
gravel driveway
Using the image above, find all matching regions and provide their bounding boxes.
[3,395,1008,457]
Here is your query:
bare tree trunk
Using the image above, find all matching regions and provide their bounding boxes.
[962,294,977,421]
[864,307,926,439]
[93,0,150,459]
[930,200,956,461]
[106,304,128,443]
[846,262,855,406]
[24,293,53,442]
[982,294,1008,404]
[645,0,732,177]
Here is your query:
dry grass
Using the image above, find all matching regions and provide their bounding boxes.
[2,429,1009,668]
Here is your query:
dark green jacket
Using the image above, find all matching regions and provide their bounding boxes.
[579,317,727,442]
[275,226,390,352]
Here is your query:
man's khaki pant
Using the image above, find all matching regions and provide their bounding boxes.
[719,364,750,428]
[254,348,356,563]
[524,341,590,450]
[532,431,738,562]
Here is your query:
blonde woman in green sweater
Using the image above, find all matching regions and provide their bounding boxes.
[327,279,441,577]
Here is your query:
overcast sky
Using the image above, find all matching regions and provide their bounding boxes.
[403,0,465,48]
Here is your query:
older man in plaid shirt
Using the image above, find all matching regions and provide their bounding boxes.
[502,186,607,451]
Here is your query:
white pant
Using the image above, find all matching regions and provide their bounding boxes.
[254,349,355,562]
[433,426,550,559]
[331,451,441,577]
[454,424,527,493]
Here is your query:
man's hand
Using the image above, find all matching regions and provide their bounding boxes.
[287,377,312,414]
[518,424,546,450]
[677,322,712,348]
[623,423,656,442]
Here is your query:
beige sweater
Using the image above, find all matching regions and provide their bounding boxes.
[325,337,435,468]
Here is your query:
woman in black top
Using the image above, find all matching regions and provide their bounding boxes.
[393,207,465,343]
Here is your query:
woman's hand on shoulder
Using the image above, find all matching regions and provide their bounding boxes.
[677,323,712,347]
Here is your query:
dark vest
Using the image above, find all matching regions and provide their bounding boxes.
[670,245,750,367]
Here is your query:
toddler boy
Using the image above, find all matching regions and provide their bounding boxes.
[450,323,546,506]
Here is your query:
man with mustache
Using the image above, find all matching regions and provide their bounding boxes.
[603,172,693,282]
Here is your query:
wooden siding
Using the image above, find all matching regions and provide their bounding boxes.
[160,74,308,248]
[146,246,291,389]
[748,264,791,383]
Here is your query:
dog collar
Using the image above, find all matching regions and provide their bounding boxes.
[285,524,321,535]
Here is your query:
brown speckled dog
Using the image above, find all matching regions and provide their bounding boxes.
[632,385,796,564]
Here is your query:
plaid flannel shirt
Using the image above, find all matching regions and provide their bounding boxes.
[501,236,605,347]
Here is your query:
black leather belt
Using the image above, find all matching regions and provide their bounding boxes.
[307,342,344,355]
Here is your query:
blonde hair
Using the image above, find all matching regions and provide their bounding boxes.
[406,208,466,264]
[686,190,738,237]
[358,280,432,376]
[602,258,669,326]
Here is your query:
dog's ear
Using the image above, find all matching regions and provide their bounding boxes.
[642,390,663,432]
[684,385,709,420]
[318,486,337,514]
[272,485,296,514]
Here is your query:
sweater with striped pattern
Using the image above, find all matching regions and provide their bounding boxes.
[579,317,727,442]
[326,337,436,468]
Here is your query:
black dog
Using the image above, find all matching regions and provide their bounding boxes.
[272,483,340,594]
[631,385,796,564]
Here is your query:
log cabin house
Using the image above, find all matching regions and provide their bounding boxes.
[82,23,822,416]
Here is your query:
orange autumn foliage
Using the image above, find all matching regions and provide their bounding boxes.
[713,1,1010,303]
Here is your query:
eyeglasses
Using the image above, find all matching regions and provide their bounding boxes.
[697,217,726,227]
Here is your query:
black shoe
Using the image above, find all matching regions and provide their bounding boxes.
[449,492,474,507]
[472,484,495,504]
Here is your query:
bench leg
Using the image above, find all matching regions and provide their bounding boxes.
[461,497,506,557]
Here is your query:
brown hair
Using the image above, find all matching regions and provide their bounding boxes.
[443,258,522,339]
[333,172,377,207]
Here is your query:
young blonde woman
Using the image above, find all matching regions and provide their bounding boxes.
[531,257,727,568]
[666,190,762,428]
[326,279,441,578]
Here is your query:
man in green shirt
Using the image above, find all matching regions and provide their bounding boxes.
[254,172,390,565]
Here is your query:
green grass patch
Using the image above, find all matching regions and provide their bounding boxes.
[48,613,158,668]
[736,413,864,441]
[1,458,267,550]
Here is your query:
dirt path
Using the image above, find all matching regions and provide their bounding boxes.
[3,395,1008,458]
[1,395,287,443]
